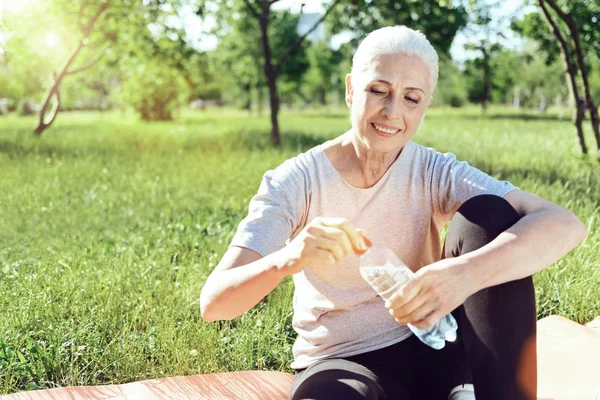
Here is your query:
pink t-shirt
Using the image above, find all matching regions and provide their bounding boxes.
[230,140,517,369]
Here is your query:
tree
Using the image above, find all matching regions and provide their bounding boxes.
[513,9,587,153]
[463,0,506,112]
[516,1,600,155]
[329,0,468,56]
[303,39,345,106]
[538,0,600,155]
[34,2,109,135]
[214,4,309,114]
[435,55,468,107]
[1,0,202,135]
[237,0,342,146]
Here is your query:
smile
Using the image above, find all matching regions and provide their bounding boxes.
[372,123,401,135]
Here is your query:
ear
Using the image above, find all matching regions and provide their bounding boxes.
[345,74,353,108]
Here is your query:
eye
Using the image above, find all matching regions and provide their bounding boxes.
[405,96,420,104]
[369,88,386,95]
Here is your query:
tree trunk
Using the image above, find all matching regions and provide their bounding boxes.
[482,49,491,113]
[258,7,281,146]
[35,76,61,135]
[34,3,108,136]
[34,41,85,136]
[543,0,600,154]
[319,89,326,106]
[257,82,264,116]
[243,83,252,111]
[538,0,587,154]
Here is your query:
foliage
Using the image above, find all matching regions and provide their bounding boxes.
[329,0,468,55]
[302,40,346,106]
[434,55,468,108]
[0,0,204,122]
[513,2,600,90]
[511,11,560,65]
[212,2,309,109]
[117,61,188,121]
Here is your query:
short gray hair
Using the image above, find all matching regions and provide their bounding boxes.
[351,26,439,95]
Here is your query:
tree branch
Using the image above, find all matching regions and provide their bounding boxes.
[274,0,342,76]
[65,46,108,75]
[242,0,260,20]
[542,0,571,25]
[538,0,571,67]
[83,2,109,37]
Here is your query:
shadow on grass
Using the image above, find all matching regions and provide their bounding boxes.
[0,138,115,160]
[0,129,326,160]
[488,113,570,121]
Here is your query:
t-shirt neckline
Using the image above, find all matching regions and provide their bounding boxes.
[316,141,414,191]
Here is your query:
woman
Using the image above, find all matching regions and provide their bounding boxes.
[200,26,587,400]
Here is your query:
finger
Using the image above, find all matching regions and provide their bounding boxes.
[387,292,429,322]
[320,226,353,256]
[316,237,344,262]
[411,310,443,330]
[401,301,437,326]
[314,248,336,265]
[322,218,365,253]
[386,278,422,309]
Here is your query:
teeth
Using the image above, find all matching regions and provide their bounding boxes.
[373,123,398,134]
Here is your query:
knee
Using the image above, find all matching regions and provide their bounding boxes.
[445,194,520,258]
[290,361,384,400]
[456,194,520,236]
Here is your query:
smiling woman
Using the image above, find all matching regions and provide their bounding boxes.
[199,25,587,400]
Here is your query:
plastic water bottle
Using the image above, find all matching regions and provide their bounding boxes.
[356,237,458,350]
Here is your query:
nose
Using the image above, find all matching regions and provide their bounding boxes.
[382,98,403,119]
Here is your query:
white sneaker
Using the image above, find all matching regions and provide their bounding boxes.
[447,384,475,400]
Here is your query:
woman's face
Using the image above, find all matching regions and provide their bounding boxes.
[346,53,432,153]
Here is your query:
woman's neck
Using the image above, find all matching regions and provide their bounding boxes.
[337,130,403,187]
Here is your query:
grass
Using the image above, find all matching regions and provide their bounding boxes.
[0,106,598,394]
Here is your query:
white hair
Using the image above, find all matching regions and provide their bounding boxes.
[351,26,439,96]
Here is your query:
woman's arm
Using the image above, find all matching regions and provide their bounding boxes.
[386,189,587,329]
[464,189,588,290]
[200,217,366,322]
[200,246,288,322]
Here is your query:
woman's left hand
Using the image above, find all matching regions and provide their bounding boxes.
[384,258,480,329]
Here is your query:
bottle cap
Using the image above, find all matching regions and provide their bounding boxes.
[354,233,372,256]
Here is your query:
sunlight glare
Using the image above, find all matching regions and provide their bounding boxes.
[1,0,38,15]
[44,31,59,48]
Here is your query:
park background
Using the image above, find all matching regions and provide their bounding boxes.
[0,0,599,395]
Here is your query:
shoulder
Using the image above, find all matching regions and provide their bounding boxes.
[262,144,323,190]
[406,141,461,174]
[411,142,458,162]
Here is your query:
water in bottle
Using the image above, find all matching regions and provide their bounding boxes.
[356,238,457,350]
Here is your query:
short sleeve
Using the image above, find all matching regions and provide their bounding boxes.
[229,160,307,257]
[429,151,517,219]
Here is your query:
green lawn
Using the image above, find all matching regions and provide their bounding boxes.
[0,107,598,394]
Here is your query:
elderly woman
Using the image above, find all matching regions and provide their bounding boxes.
[200,26,587,400]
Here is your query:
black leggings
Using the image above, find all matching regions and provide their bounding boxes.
[290,195,537,400]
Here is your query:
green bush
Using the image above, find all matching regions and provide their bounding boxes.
[434,57,468,108]
[118,61,189,121]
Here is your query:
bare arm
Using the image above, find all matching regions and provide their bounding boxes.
[464,189,588,290]
[200,217,366,322]
[200,246,288,322]
[387,189,588,329]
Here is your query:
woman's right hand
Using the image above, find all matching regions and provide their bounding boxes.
[279,217,367,276]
